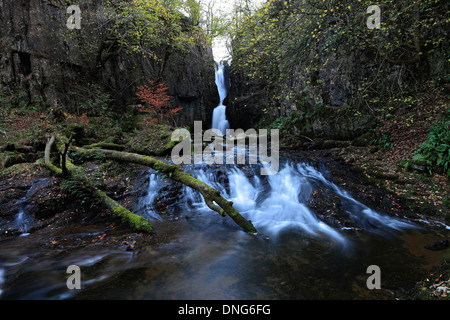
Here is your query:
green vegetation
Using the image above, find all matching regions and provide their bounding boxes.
[127,124,177,156]
[412,115,450,177]
[370,132,394,150]
[61,178,98,208]
[230,0,449,116]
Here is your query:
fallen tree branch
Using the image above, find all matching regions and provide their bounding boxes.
[73,147,259,234]
[44,135,155,234]
[83,142,125,151]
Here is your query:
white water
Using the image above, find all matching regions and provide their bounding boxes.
[295,163,413,233]
[0,268,4,296]
[136,61,415,246]
[175,160,416,244]
[138,173,164,221]
[211,62,230,135]
[13,178,49,235]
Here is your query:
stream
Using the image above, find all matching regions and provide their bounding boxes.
[1,155,450,300]
[1,62,449,300]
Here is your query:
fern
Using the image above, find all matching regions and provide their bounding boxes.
[414,117,450,177]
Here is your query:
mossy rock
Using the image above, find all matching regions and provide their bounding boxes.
[27,178,66,219]
[127,124,178,156]
[63,124,89,146]
[407,156,433,173]
[352,130,376,147]
[0,151,33,168]
[296,106,376,141]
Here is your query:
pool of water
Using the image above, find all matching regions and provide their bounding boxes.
[1,210,449,300]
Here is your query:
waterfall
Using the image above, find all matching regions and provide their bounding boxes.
[13,178,49,236]
[211,62,230,135]
[173,159,416,244]
[137,172,164,221]
[0,268,4,297]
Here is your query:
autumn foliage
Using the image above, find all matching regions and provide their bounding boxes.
[136,80,182,126]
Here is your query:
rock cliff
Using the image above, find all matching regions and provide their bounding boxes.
[0,0,218,126]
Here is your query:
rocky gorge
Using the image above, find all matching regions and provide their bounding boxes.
[0,0,449,302]
[0,0,218,126]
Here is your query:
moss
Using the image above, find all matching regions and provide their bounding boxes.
[111,205,155,234]
[0,151,33,168]
[78,146,259,234]
[45,161,63,175]
[84,142,125,151]
[369,170,399,181]
[0,162,42,178]
[443,197,450,210]
[166,139,177,150]
[127,124,177,156]
[352,130,376,147]
[97,190,155,234]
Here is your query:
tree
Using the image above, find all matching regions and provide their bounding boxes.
[230,0,449,112]
[75,146,259,234]
[59,0,205,79]
[199,0,232,43]
[44,134,155,233]
[136,80,183,126]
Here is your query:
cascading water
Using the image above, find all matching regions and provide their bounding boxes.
[295,163,413,234]
[13,178,49,236]
[175,155,416,245]
[211,62,230,135]
[137,172,164,221]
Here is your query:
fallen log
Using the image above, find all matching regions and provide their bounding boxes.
[83,142,125,151]
[73,146,259,234]
[44,135,155,233]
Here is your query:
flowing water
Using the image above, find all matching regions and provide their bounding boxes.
[13,178,49,237]
[1,65,450,300]
[1,154,449,300]
[211,62,230,135]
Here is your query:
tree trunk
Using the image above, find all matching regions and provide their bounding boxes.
[44,135,155,234]
[74,146,259,234]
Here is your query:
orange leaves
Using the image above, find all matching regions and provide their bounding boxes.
[136,79,182,126]
[137,80,171,113]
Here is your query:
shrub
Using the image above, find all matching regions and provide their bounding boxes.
[136,80,182,126]
[127,124,176,156]
[413,117,450,177]
[61,179,98,208]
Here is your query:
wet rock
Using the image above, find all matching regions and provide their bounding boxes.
[308,187,354,229]
[409,162,430,173]
[27,178,65,219]
[0,183,31,220]
[425,240,449,251]
[105,182,127,199]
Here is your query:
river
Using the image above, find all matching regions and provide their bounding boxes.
[1,153,450,299]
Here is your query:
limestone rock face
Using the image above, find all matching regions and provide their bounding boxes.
[0,0,217,127]
[227,29,447,140]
